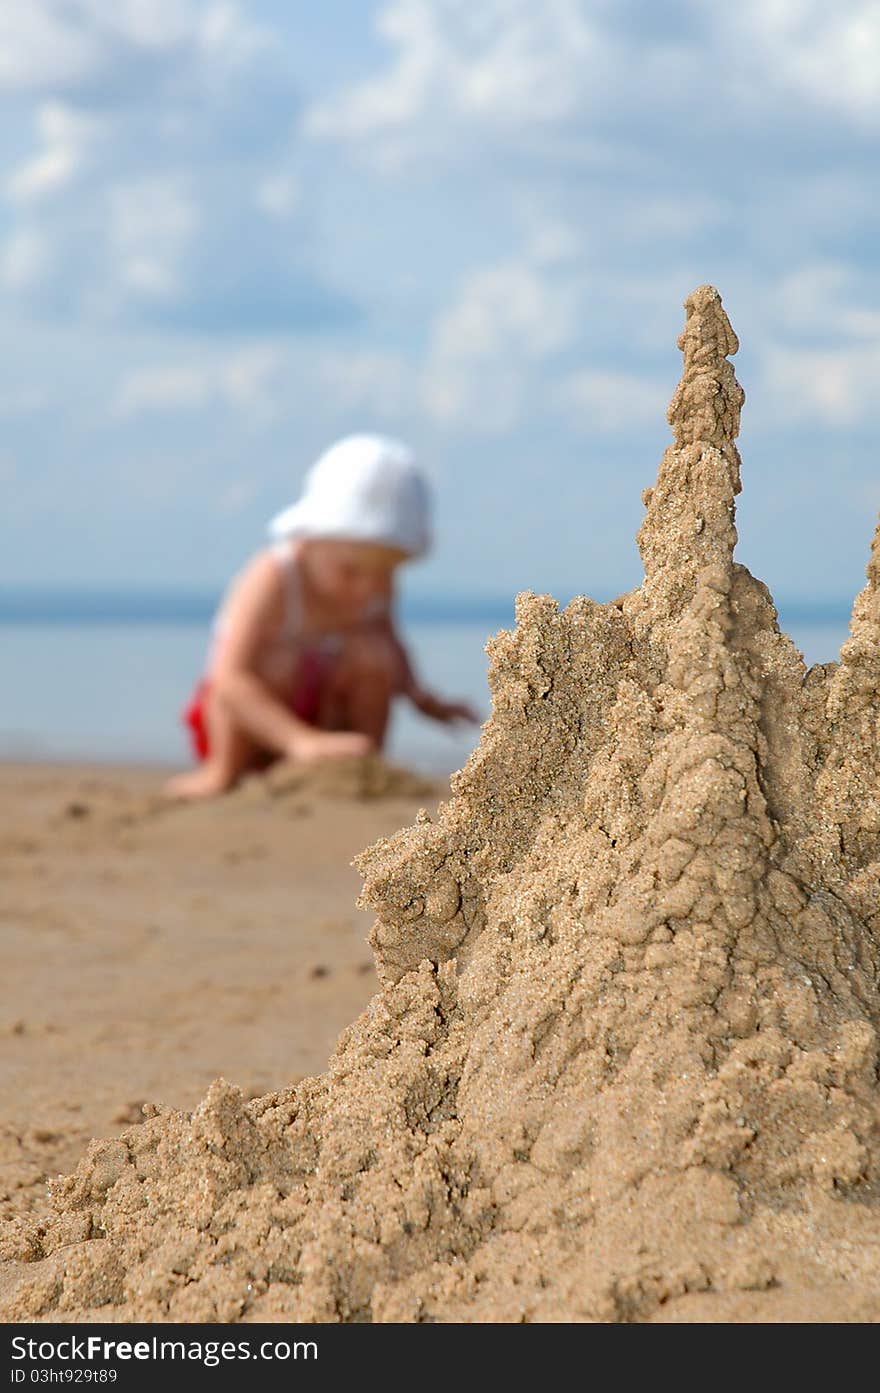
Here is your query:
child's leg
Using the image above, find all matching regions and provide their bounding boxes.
[318,633,403,749]
[165,687,258,799]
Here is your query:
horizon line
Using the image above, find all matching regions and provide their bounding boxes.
[0,585,857,627]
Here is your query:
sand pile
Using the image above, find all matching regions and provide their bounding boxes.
[243,753,437,805]
[4,284,880,1323]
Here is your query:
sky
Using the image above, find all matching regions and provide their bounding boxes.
[1,0,880,607]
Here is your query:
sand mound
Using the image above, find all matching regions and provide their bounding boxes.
[42,756,437,834]
[243,754,437,804]
[4,285,880,1323]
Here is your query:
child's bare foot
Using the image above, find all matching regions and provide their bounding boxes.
[164,765,234,800]
[287,729,373,765]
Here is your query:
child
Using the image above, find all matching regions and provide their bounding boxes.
[166,434,478,799]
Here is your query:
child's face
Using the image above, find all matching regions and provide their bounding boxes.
[302,539,407,614]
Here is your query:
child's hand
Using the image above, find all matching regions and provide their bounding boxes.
[288,728,373,764]
[412,689,480,726]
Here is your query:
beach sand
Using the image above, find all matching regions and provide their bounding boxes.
[6,286,880,1324]
[0,760,438,1234]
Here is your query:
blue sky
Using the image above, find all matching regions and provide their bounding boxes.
[1,0,879,606]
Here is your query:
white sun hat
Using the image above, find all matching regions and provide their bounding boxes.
[268,434,431,557]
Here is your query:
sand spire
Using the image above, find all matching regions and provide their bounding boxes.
[4,286,880,1323]
[809,512,880,919]
[637,283,744,613]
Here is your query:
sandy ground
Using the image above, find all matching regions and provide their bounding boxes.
[6,290,880,1325]
[0,760,438,1231]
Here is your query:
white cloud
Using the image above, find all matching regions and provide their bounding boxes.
[256,174,299,219]
[773,262,853,335]
[0,2,98,92]
[719,1,880,124]
[748,263,880,429]
[308,0,880,179]
[305,0,610,169]
[523,216,581,268]
[0,2,327,333]
[0,0,271,94]
[6,102,104,204]
[431,262,576,360]
[771,262,880,341]
[619,195,724,244]
[221,347,284,416]
[0,230,50,291]
[420,257,581,431]
[115,366,212,416]
[116,344,415,436]
[554,369,668,434]
[216,478,259,515]
[759,342,880,427]
[115,347,282,420]
[315,349,411,419]
[1,1,878,605]
[840,307,880,339]
[107,176,199,301]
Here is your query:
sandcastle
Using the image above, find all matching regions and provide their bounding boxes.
[4,284,880,1322]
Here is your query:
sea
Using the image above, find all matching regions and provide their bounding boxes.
[0,589,854,777]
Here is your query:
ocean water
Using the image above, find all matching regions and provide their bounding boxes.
[0,613,853,776]
[0,618,496,774]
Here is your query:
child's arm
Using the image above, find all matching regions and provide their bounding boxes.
[407,684,480,726]
[385,621,480,727]
[212,555,370,760]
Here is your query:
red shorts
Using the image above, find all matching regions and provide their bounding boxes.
[183,649,333,763]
